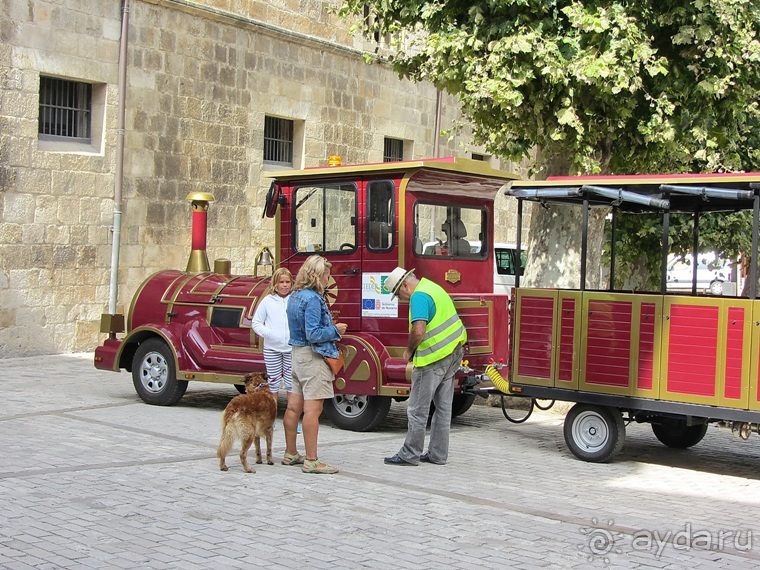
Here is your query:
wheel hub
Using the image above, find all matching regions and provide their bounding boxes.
[333,394,368,418]
[141,353,167,393]
[574,411,609,451]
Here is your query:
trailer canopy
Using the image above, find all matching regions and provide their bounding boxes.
[508,173,760,213]
[506,173,760,297]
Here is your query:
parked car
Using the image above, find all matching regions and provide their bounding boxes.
[666,253,730,295]
[494,243,527,295]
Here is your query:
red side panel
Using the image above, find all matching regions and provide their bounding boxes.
[557,298,575,382]
[724,307,745,400]
[517,296,555,379]
[173,273,229,304]
[637,303,656,390]
[585,301,632,387]
[667,304,718,397]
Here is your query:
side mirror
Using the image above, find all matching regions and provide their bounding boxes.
[262,181,281,218]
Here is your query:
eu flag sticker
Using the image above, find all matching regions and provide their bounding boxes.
[362,298,375,310]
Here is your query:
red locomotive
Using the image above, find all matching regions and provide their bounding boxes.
[95,157,517,431]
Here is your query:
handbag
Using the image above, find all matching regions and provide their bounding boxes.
[325,346,345,377]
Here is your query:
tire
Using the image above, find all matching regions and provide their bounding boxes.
[563,404,625,462]
[323,394,391,432]
[451,393,476,417]
[651,420,708,448]
[709,279,724,295]
[131,338,188,406]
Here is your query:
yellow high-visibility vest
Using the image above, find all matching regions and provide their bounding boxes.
[411,278,467,367]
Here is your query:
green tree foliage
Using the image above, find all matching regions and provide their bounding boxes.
[340,0,760,287]
[341,0,759,175]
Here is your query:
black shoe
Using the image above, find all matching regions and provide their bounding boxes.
[384,454,416,466]
[420,452,444,465]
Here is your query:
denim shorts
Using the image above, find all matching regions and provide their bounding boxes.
[291,345,335,400]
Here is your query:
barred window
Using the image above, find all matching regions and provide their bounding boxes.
[38,76,92,143]
[383,137,403,162]
[264,116,294,166]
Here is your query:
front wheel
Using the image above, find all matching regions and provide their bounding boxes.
[323,394,391,431]
[652,420,708,448]
[563,404,625,463]
[131,338,188,406]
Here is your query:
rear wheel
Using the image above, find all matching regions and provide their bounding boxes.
[427,392,476,426]
[451,393,476,417]
[323,394,391,432]
[563,404,625,462]
[652,420,708,448]
[131,338,188,406]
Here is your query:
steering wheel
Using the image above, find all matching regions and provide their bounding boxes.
[339,243,354,251]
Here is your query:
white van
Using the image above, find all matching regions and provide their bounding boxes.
[420,240,526,295]
[494,243,526,295]
[666,253,735,295]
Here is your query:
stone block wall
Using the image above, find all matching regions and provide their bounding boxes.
[2,0,507,357]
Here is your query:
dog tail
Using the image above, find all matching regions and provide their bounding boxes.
[217,421,235,461]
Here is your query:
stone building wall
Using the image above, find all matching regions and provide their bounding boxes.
[0,0,524,357]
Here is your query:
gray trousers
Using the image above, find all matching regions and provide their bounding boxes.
[397,345,464,464]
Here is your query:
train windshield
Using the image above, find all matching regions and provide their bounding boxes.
[293,183,357,253]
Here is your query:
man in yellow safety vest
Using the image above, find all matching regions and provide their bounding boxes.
[383,267,467,466]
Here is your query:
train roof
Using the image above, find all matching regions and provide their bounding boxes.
[267,156,518,181]
[508,172,760,213]
[266,157,519,200]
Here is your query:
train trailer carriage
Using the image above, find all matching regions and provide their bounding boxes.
[95,157,519,431]
[504,172,760,461]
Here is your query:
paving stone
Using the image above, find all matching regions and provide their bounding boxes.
[1,354,760,569]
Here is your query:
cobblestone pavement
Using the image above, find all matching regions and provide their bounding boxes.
[1,354,759,569]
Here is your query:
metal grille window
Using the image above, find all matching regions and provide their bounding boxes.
[264,116,294,166]
[38,76,92,142]
[383,137,404,162]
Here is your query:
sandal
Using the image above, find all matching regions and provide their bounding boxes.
[301,458,339,474]
[281,452,304,466]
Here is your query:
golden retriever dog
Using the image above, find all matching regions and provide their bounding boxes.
[217,372,277,473]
